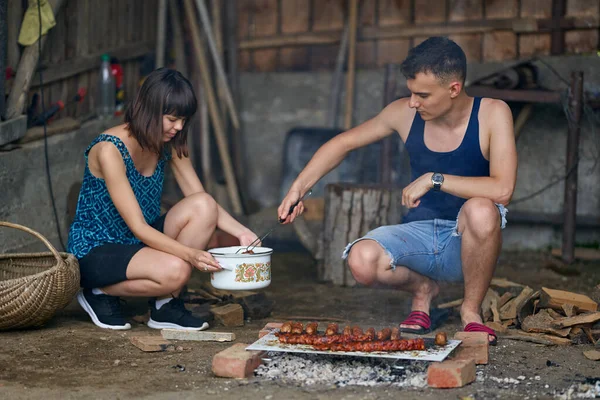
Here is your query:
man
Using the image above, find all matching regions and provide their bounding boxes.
[278,37,517,344]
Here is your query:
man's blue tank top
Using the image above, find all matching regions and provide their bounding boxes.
[403,97,489,223]
[68,134,171,259]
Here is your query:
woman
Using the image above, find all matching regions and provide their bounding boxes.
[68,68,259,331]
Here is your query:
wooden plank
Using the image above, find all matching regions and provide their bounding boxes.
[499,286,534,320]
[211,303,244,327]
[521,309,572,337]
[551,312,600,328]
[33,41,154,88]
[251,0,278,72]
[279,0,310,70]
[6,0,23,70]
[414,0,446,23]
[502,331,572,345]
[565,30,599,54]
[360,0,376,26]
[491,277,524,288]
[237,0,253,71]
[312,0,345,31]
[64,0,79,61]
[539,287,598,312]
[20,117,81,144]
[449,33,483,62]
[521,0,552,17]
[485,0,518,18]
[483,31,517,61]
[357,40,376,69]
[518,33,552,57]
[378,0,411,27]
[161,329,236,342]
[448,0,484,21]
[377,38,410,67]
[566,0,598,16]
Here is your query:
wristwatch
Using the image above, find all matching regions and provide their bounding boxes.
[431,173,444,191]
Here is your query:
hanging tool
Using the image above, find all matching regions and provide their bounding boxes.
[237,190,313,254]
[29,87,86,126]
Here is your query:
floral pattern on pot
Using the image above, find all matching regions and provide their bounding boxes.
[235,262,271,283]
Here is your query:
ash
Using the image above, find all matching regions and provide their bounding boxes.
[254,352,428,388]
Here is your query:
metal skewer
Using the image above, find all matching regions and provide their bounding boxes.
[236,190,313,254]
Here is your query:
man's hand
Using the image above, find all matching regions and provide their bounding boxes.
[238,229,261,247]
[277,189,305,224]
[402,173,434,208]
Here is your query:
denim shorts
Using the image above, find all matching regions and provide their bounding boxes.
[342,204,507,282]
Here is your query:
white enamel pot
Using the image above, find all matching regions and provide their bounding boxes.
[208,246,273,290]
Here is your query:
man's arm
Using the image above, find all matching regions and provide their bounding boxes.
[402,99,517,208]
[278,99,410,222]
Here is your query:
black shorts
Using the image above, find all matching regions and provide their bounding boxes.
[78,215,166,289]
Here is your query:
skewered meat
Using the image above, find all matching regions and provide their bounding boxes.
[365,327,376,340]
[343,325,352,336]
[291,322,304,334]
[325,323,339,336]
[351,326,363,336]
[377,328,391,341]
[313,338,425,352]
[305,322,319,335]
[280,321,293,333]
[435,332,447,346]
[390,327,401,340]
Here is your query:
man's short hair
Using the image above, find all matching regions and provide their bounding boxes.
[400,37,467,85]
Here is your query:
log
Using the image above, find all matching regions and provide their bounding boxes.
[5,0,67,120]
[499,286,534,320]
[551,312,600,329]
[539,287,598,312]
[502,331,572,346]
[521,309,572,337]
[321,183,403,286]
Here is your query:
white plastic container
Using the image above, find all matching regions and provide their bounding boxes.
[208,246,273,290]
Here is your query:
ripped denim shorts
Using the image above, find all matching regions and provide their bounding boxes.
[342,204,507,282]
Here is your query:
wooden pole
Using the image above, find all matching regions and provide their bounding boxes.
[561,71,583,264]
[0,0,8,118]
[380,64,397,184]
[183,0,243,215]
[169,0,188,76]
[5,0,66,120]
[155,0,167,68]
[328,23,349,128]
[211,0,226,118]
[343,0,358,130]
[194,0,240,131]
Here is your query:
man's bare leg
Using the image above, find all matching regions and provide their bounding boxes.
[457,198,502,343]
[346,240,439,330]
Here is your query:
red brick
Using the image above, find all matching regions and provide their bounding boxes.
[453,332,489,364]
[258,322,284,338]
[454,331,489,345]
[427,359,476,388]
[212,343,265,379]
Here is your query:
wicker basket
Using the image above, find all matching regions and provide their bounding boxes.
[0,222,80,330]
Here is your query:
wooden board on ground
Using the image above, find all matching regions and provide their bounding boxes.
[583,350,600,361]
[539,287,598,313]
[551,312,600,329]
[501,331,572,346]
[499,286,534,320]
[130,336,172,352]
[161,329,235,342]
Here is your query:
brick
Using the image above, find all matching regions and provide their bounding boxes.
[212,343,265,379]
[427,359,476,388]
[454,331,489,345]
[258,322,284,338]
[212,303,244,327]
[453,331,489,365]
[130,336,173,352]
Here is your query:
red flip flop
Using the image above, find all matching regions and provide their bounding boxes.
[399,311,432,334]
[464,322,498,346]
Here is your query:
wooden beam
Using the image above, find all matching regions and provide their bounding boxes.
[343,0,358,130]
[551,0,566,55]
[32,41,154,88]
[238,17,599,50]
[465,86,561,103]
[5,0,67,120]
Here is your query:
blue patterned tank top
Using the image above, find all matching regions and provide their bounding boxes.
[68,134,171,259]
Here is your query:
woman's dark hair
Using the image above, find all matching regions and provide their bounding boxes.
[125,68,197,158]
[400,37,467,85]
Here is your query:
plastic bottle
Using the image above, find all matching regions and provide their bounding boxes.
[97,54,116,119]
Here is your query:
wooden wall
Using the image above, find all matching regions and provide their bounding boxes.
[236,0,600,72]
[6,0,158,121]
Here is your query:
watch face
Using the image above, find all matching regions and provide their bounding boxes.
[432,173,443,184]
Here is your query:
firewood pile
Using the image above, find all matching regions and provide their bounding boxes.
[439,278,600,360]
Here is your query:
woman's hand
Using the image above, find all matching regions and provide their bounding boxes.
[187,249,222,273]
[238,229,261,247]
